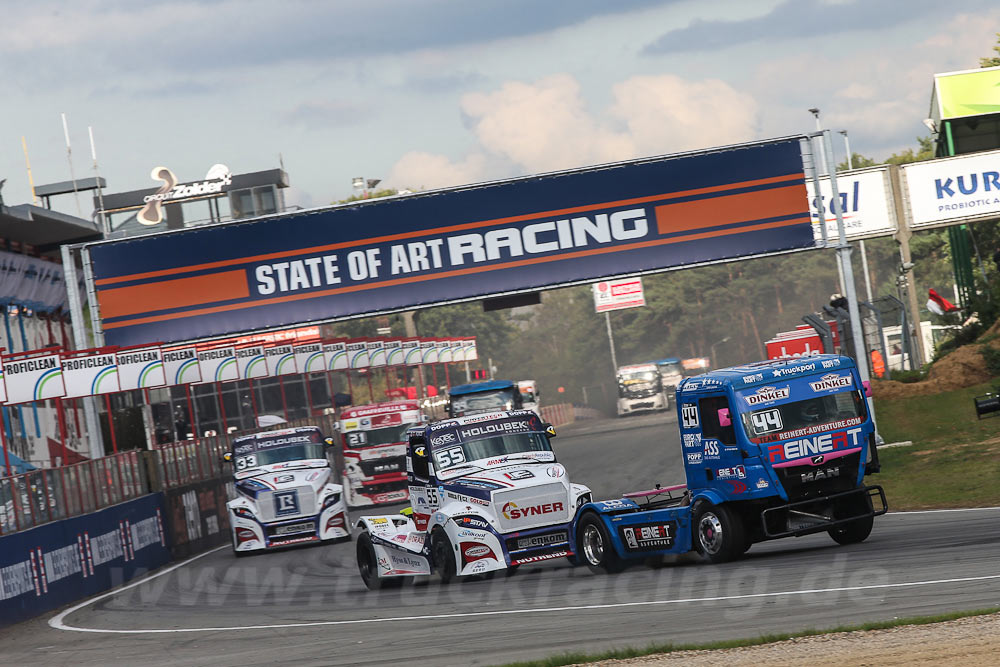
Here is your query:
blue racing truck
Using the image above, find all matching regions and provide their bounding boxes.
[572,354,886,571]
[447,380,524,418]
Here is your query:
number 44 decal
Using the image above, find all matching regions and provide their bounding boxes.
[681,404,699,429]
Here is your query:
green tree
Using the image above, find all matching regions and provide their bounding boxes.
[981,32,1000,67]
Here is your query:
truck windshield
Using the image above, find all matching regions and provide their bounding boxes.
[740,390,866,444]
[618,370,661,397]
[343,423,416,448]
[450,389,517,417]
[432,433,553,472]
[233,443,326,472]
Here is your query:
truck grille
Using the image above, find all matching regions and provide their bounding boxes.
[358,456,406,477]
[776,452,860,501]
[494,483,570,532]
[257,486,318,522]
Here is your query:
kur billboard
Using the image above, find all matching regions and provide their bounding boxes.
[87,138,813,346]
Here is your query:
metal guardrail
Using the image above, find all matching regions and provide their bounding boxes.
[0,451,147,536]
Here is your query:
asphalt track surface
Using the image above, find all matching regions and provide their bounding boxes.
[4,412,1000,667]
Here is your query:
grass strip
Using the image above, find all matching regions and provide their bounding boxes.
[495,606,1000,667]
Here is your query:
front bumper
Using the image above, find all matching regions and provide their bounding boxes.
[761,485,887,539]
[231,505,350,552]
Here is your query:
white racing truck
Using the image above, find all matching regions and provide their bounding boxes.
[354,410,592,589]
[616,363,669,416]
[225,426,350,555]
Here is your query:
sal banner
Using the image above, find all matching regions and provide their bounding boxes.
[196,347,238,384]
[85,138,813,346]
[323,340,347,371]
[437,338,453,364]
[162,347,202,385]
[265,344,297,376]
[367,339,386,367]
[62,351,119,398]
[293,342,325,373]
[346,339,369,369]
[3,352,65,404]
[236,345,269,379]
[421,339,439,365]
[383,339,403,366]
[402,338,422,366]
[116,347,166,390]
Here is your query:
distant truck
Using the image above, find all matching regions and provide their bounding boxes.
[447,380,524,418]
[338,401,427,507]
[225,426,349,555]
[616,363,669,416]
[517,380,540,413]
[649,358,684,392]
[574,354,886,571]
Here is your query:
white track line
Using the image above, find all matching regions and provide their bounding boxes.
[49,507,1000,635]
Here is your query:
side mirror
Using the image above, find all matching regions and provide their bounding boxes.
[862,380,872,397]
[544,423,557,437]
[324,437,335,447]
[222,452,233,462]
[717,408,731,427]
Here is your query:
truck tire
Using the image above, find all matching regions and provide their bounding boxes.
[692,502,744,564]
[431,527,457,584]
[356,531,384,590]
[576,513,625,574]
[828,514,874,545]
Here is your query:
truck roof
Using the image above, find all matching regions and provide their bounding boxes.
[617,363,658,373]
[648,357,681,365]
[232,425,321,445]
[339,400,420,419]
[449,380,516,396]
[424,409,543,436]
[678,354,856,394]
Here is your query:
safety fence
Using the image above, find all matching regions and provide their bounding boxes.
[0,451,147,536]
[540,403,576,427]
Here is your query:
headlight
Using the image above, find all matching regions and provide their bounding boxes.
[322,492,342,509]
[233,506,255,519]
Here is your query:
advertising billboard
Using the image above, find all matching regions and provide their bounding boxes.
[116,347,166,390]
[265,343,297,376]
[592,277,646,313]
[62,352,120,398]
[2,352,65,404]
[809,167,897,241]
[904,148,1000,228]
[196,347,238,384]
[86,138,813,346]
[293,342,326,373]
[236,345,269,379]
[162,347,202,385]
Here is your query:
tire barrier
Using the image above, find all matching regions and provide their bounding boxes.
[0,492,170,628]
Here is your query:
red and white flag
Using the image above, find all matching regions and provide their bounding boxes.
[927,288,959,316]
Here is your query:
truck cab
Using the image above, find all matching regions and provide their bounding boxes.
[447,380,523,418]
[354,410,592,589]
[225,426,349,555]
[338,401,426,507]
[517,380,540,413]
[616,363,668,416]
[573,354,886,572]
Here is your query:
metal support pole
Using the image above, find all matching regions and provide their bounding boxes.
[104,394,118,454]
[403,312,425,399]
[60,244,106,459]
[822,130,870,385]
[604,311,619,374]
[888,166,927,366]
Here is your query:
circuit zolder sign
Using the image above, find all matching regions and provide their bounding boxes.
[86,137,815,346]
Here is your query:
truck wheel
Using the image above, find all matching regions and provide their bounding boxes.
[693,502,744,564]
[828,514,874,545]
[431,528,457,584]
[576,513,625,574]
[356,532,384,591]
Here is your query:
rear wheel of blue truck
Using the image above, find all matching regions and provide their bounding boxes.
[693,502,745,564]
[577,513,625,574]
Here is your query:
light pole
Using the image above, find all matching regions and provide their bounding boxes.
[840,129,874,303]
[710,336,730,368]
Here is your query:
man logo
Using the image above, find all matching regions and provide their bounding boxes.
[811,455,825,465]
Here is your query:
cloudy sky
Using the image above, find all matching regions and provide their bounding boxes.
[3,0,999,216]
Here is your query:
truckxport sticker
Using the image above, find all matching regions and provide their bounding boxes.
[620,522,677,551]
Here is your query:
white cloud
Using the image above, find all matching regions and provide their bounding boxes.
[385,151,489,191]
[610,74,759,154]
